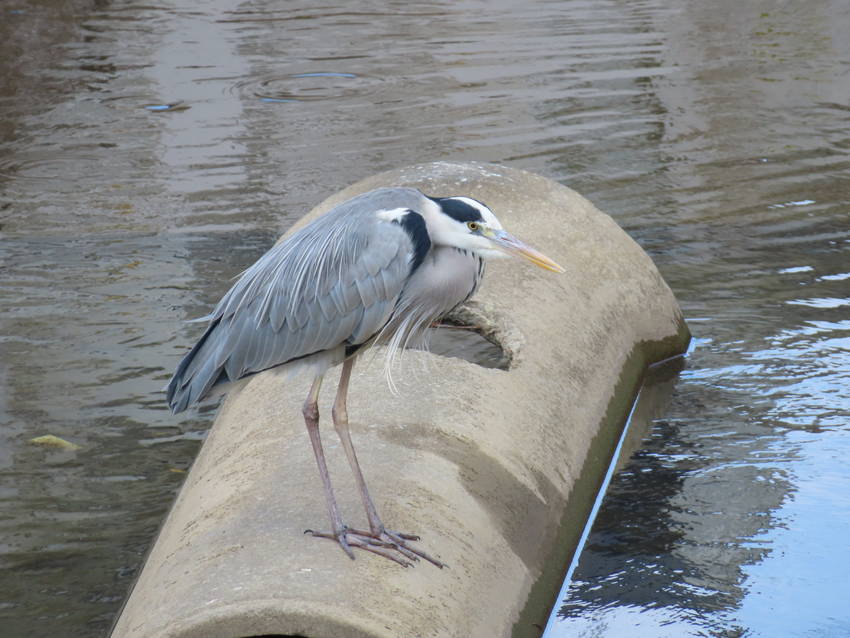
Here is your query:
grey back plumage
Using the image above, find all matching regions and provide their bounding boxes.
[166,187,482,413]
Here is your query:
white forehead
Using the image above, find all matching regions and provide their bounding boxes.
[447,196,503,229]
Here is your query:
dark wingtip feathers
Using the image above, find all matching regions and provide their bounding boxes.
[165,318,224,414]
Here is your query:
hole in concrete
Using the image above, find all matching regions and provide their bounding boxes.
[416,301,516,370]
[424,321,509,370]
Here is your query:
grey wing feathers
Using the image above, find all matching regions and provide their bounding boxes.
[166,189,425,413]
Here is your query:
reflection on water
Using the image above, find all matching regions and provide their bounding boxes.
[541,1,850,636]
[1,0,848,636]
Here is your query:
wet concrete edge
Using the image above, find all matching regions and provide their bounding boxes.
[512,321,691,637]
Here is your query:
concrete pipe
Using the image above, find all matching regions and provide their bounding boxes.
[111,162,690,638]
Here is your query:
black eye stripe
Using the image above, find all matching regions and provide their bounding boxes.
[432,197,484,223]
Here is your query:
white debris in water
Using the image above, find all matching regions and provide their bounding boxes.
[768,199,816,209]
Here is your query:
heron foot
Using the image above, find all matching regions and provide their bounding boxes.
[305,526,445,568]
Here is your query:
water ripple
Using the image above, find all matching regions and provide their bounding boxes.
[231,71,380,103]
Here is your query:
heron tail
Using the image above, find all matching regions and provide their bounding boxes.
[166,318,229,413]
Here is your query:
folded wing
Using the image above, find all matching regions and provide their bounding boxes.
[166,200,424,413]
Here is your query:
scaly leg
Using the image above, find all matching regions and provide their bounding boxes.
[330,357,445,568]
[303,367,438,566]
[302,374,355,559]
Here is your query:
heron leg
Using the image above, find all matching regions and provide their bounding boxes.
[302,371,422,566]
[331,357,383,531]
[302,374,355,560]
[330,357,445,568]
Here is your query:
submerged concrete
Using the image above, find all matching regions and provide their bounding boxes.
[111,162,689,638]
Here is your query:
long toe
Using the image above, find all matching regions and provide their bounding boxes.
[349,527,446,568]
[306,527,444,568]
[305,528,356,560]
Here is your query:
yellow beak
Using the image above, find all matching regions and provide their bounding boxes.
[488,229,565,273]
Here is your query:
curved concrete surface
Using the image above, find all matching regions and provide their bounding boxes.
[111,162,689,638]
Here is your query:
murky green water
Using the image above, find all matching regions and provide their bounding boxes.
[1,1,848,636]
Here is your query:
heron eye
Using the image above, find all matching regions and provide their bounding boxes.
[467,221,480,232]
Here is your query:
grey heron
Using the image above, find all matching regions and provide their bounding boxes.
[166,187,563,567]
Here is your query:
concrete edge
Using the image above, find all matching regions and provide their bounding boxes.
[513,325,691,636]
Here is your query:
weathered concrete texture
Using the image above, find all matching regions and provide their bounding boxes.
[111,162,689,638]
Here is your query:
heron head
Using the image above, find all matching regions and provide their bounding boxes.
[430,196,565,273]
